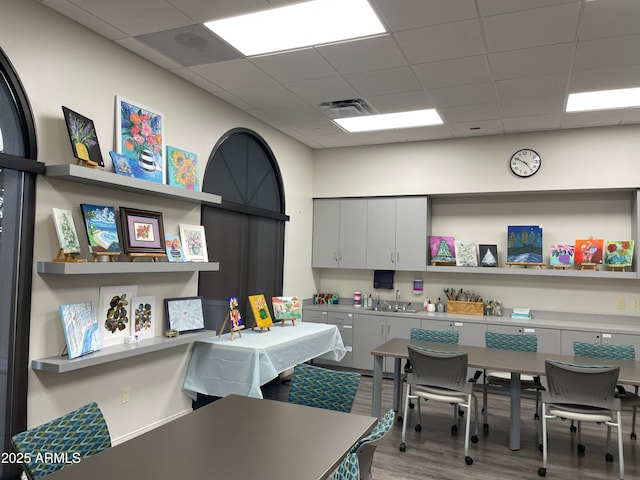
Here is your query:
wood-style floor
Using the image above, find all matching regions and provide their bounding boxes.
[263,373,639,480]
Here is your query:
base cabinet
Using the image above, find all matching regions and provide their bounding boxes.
[560,330,640,356]
[302,311,353,367]
[486,324,561,354]
[420,318,486,347]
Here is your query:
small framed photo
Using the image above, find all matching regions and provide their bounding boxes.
[62,106,105,167]
[164,296,205,333]
[120,207,166,255]
[179,224,209,262]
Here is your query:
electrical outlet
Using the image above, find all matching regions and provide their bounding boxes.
[633,299,640,310]
[345,285,351,294]
[121,387,130,404]
[617,298,625,310]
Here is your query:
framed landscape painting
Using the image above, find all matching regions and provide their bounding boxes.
[507,225,543,264]
[80,204,120,253]
[62,106,104,167]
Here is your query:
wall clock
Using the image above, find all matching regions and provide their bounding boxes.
[510,149,541,178]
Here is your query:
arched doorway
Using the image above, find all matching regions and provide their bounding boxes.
[198,129,289,334]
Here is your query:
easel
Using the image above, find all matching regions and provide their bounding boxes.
[580,263,597,271]
[505,262,545,269]
[217,312,245,340]
[93,252,119,262]
[551,264,572,270]
[608,264,627,272]
[251,323,271,333]
[431,260,456,266]
[280,317,296,327]
[129,253,164,262]
[76,158,99,169]
[53,249,87,263]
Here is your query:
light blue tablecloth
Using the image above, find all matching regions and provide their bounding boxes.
[183,322,346,399]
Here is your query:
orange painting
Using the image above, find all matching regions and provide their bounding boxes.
[574,237,603,265]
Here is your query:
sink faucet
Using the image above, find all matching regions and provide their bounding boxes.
[395,290,400,311]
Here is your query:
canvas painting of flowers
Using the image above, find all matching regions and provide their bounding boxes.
[574,237,603,265]
[165,234,185,262]
[550,244,574,266]
[604,240,634,267]
[62,106,104,167]
[179,224,209,262]
[115,96,164,184]
[166,146,199,191]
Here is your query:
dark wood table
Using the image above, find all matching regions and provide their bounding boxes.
[371,337,640,450]
[44,395,376,480]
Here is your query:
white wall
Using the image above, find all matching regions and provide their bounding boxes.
[0,0,315,440]
[312,126,640,317]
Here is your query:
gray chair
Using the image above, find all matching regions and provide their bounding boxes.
[288,363,361,412]
[349,408,395,480]
[400,345,479,465]
[538,360,624,479]
[482,331,540,434]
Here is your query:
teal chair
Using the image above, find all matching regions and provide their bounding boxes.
[329,452,360,480]
[288,363,361,412]
[574,341,640,440]
[11,402,111,480]
[483,331,540,434]
[349,409,395,480]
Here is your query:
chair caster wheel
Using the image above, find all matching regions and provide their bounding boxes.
[465,456,473,465]
[534,413,539,420]
[471,435,478,443]
[605,453,613,463]
[631,432,637,440]
[451,425,458,435]
[570,425,577,433]
[399,443,406,452]
[415,424,422,432]
[409,403,415,409]
[577,444,585,455]
[397,416,403,424]
[538,467,547,477]
[483,423,489,434]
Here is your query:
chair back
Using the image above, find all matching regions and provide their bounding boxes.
[288,363,361,412]
[573,341,636,360]
[544,360,621,411]
[350,409,395,480]
[407,345,470,393]
[11,402,111,480]
[410,328,459,344]
[329,452,360,480]
[485,331,537,352]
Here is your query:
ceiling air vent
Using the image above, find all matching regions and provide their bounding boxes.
[318,98,376,119]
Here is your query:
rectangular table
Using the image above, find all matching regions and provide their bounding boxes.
[371,337,640,450]
[44,395,376,480]
[183,322,346,399]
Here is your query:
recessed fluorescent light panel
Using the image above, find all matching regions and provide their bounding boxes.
[333,109,443,133]
[566,87,640,112]
[204,0,385,56]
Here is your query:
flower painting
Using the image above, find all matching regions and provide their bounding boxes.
[62,106,104,167]
[179,224,209,262]
[166,146,199,191]
[115,96,164,184]
[550,244,574,266]
[165,235,185,262]
[574,237,603,265]
[604,240,634,267]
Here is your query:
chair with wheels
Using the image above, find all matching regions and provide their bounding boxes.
[11,402,111,480]
[329,452,360,480]
[349,408,395,480]
[482,331,540,434]
[400,345,479,465]
[538,359,624,479]
[288,363,361,413]
[573,341,640,440]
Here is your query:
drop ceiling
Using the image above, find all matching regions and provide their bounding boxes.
[39,0,640,149]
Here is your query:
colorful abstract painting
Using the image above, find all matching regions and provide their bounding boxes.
[550,244,574,266]
[59,301,101,359]
[166,146,199,191]
[313,293,339,304]
[507,225,543,263]
[454,241,478,266]
[429,236,456,263]
[132,295,155,339]
[604,240,634,267]
[574,238,604,264]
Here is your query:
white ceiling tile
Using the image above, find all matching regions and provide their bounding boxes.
[248,104,328,125]
[580,0,640,41]
[499,96,566,118]
[561,109,628,128]
[483,3,580,53]
[250,49,338,83]
[488,43,575,80]
[287,120,344,137]
[427,83,497,108]
[477,0,576,17]
[190,59,277,90]
[569,65,640,93]
[400,125,453,141]
[42,0,128,39]
[622,109,640,124]
[365,91,433,114]
[373,0,478,32]
[503,114,562,133]
[165,0,270,23]
[412,56,492,89]
[394,19,486,64]
[307,133,365,148]
[116,38,184,69]
[448,119,504,137]
[349,129,406,145]
[438,103,501,124]
[212,91,256,110]
[573,35,640,71]
[495,73,568,103]
[171,68,223,93]
[316,35,407,75]
[284,77,360,104]
[230,84,305,109]
[345,67,422,97]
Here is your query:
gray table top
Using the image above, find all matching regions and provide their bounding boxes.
[372,337,640,386]
[44,395,376,480]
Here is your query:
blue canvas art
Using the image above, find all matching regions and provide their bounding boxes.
[80,204,120,253]
[507,225,543,263]
[60,301,101,359]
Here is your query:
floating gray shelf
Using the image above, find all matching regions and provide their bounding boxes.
[37,261,219,275]
[32,330,216,373]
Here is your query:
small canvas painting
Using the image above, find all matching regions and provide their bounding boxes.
[165,234,185,262]
[80,204,120,253]
[604,240,634,267]
[166,146,199,191]
[228,297,243,329]
[429,236,456,263]
[479,244,498,267]
[272,296,301,321]
[132,295,155,339]
[248,294,273,330]
[59,301,101,359]
[52,208,81,254]
[165,296,205,333]
[98,285,138,346]
[313,293,339,304]
[507,225,543,264]
[179,224,208,262]
[454,241,478,267]
[575,237,604,265]
[550,244,574,266]
[109,151,134,177]
[62,106,104,167]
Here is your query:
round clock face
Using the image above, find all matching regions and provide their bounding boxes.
[510,149,541,178]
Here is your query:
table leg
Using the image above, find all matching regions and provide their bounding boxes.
[393,357,403,421]
[372,354,383,417]
[510,371,521,451]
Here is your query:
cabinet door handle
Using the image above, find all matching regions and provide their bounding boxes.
[380,323,384,334]
[396,252,400,263]
[390,253,394,263]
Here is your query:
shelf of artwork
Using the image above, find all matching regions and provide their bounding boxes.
[425,265,638,279]
[44,164,222,206]
[37,261,219,275]
[32,330,216,373]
